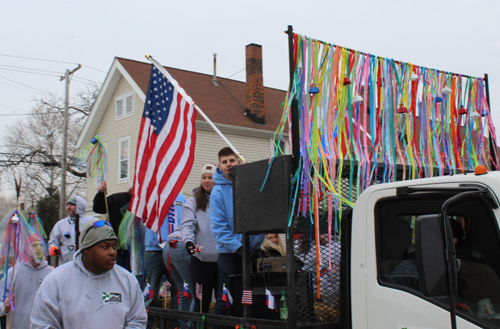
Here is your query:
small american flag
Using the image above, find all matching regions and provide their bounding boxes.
[242,290,252,305]
[196,283,202,300]
[129,63,196,233]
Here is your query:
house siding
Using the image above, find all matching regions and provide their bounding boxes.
[85,76,143,214]
[181,129,272,198]
[83,67,282,220]
[86,115,273,216]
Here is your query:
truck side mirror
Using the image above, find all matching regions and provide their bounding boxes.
[415,214,447,297]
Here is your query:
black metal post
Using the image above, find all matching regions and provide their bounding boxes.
[287,25,300,172]
[484,73,498,170]
[75,213,80,250]
[286,228,296,329]
[242,232,250,326]
[286,25,298,329]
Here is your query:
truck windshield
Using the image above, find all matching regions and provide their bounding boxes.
[376,194,500,328]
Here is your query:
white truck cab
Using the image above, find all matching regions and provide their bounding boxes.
[350,168,500,329]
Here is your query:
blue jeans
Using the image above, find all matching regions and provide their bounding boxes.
[163,240,194,312]
[144,250,177,308]
[213,253,242,316]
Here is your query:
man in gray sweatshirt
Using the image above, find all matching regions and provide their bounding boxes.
[31,219,147,329]
[0,234,52,328]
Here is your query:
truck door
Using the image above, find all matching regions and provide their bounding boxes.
[363,187,500,328]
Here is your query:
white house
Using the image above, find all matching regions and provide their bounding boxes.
[76,44,288,216]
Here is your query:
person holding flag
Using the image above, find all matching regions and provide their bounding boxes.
[144,193,185,309]
[93,181,132,270]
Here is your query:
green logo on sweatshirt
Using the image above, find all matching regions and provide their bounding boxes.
[102,292,122,303]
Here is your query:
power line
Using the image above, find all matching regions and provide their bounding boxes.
[0,67,60,77]
[0,81,44,95]
[0,75,46,93]
[0,64,62,75]
[0,112,52,116]
[222,67,245,80]
[0,103,30,113]
[0,54,107,73]
[0,67,104,84]
[72,76,102,84]
[0,53,79,65]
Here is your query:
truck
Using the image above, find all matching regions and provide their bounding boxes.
[229,157,500,329]
[149,25,500,329]
[345,165,500,329]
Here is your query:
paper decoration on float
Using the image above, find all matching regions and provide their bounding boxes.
[76,134,107,186]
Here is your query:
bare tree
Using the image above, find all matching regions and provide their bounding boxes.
[0,192,18,220]
[0,82,100,211]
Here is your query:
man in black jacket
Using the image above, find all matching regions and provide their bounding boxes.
[93,181,132,270]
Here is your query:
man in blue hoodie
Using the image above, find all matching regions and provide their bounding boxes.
[210,147,264,316]
[31,219,147,329]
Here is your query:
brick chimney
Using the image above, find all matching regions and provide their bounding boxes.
[245,43,265,124]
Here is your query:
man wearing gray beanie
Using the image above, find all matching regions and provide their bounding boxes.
[31,220,147,329]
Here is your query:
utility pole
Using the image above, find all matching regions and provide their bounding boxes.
[59,65,81,219]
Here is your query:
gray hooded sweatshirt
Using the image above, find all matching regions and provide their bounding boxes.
[180,188,219,262]
[0,260,52,329]
[48,195,95,264]
[30,250,147,329]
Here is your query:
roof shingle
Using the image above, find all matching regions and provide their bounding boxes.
[117,57,287,132]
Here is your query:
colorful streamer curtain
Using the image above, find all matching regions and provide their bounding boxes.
[275,33,498,220]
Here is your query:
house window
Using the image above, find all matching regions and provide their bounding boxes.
[118,137,130,182]
[116,93,134,119]
[270,139,290,157]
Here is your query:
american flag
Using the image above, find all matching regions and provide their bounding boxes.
[196,283,202,300]
[242,289,253,305]
[129,64,196,233]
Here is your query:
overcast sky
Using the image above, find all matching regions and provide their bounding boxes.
[2,0,500,151]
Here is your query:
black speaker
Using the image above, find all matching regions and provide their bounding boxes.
[233,155,292,234]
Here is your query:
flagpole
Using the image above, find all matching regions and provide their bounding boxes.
[145,54,247,164]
